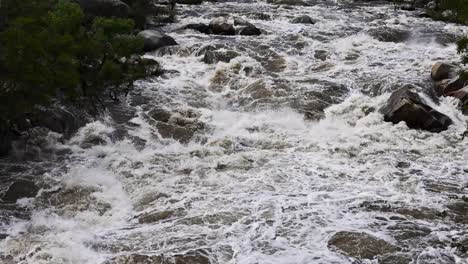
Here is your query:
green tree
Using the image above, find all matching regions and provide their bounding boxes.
[0,0,158,122]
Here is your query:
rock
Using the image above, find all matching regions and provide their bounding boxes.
[137,209,185,224]
[387,222,432,242]
[156,122,194,143]
[106,254,164,264]
[380,87,452,132]
[380,253,413,264]
[291,15,316,24]
[148,108,172,123]
[178,0,204,4]
[237,24,262,36]
[446,86,468,103]
[77,0,130,18]
[203,50,240,64]
[368,27,411,43]
[314,50,328,61]
[2,179,39,203]
[416,251,456,264]
[27,107,82,138]
[233,17,250,26]
[267,0,308,6]
[173,254,210,264]
[328,231,400,260]
[80,135,107,149]
[435,77,467,96]
[0,120,12,157]
[209,17,235,35]
[431,62,457,81]
[137,30,178,52]
[184,23,211,34]
[447,201,468,224]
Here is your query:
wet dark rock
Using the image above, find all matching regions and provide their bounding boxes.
[447,201,468,224]
[106,102,137,124]
[156,123,194,143]
[387,222,432,242]
[80,135,107,149]
[368,27,411,43]
[106,254,164,264]
[431,62,457,81]
[148,108,172,123]
[267,0,308,6]
[2,179,39,203]
[106,251,211,264]
[27,107,83,138]
[0,120,12,157]
[184,23,212,34]
[314,50,328,61]
[416,251,456,264]
[0,234,8,240]
[396,161,411,168]
[137,30,178,52]
[137,209,185,223]
[209,17,235,35]
[328,231,400,260]
[233,17,250,26]
[380,253,413,264]
[237,24,262,36]
[435,77,467,97]
[395,207,443,221]
[203,50,240,64]
[291,15,316,24]
[77,0,130,18]
[178,0,204,4]
[446,86,468,103]
[381,87,452,132]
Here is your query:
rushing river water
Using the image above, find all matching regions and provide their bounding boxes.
[1,0,468,263]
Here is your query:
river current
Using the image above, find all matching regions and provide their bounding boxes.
[1,0,468,263]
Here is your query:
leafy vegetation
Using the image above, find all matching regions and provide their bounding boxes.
[0,0,159,122]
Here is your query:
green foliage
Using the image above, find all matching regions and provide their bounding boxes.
[440,0,468,23]
[0,0,156,121]
[457,37,468,65]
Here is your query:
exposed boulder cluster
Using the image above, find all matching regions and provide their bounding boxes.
[381,62,468,132]
[184,17,262,36]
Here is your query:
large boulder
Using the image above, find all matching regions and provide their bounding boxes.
[77,0,130,18]
[1,179,39,203]
[446,86,468,103]
[209,17,235,35]
[137,30,178,52]
[431,62,457,81]
[380,88,452,132]
[27,107,82,138]
[328,231,400,260]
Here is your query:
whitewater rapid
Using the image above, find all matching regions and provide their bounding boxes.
[1,1,468,263]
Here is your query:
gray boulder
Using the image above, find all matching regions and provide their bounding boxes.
[137,30,178,52]
[434,77,467,96]
[77,0,130,18]
[203,50,240,64]
[368,27,411,43]
[431,62,457,81]
[381,87,452,132]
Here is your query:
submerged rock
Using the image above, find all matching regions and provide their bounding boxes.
[106,251,211,264]
[203,50,240,64]
[137,30,178,52]
[328,231,400,260]
[368,27,411,43]
[380,87,452,132]
[291,15,316,24]
[1,179,39,203]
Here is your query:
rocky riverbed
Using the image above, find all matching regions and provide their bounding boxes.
[1,0,468,263]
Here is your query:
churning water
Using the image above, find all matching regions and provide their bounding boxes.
[1,0,468,263]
